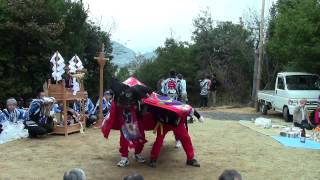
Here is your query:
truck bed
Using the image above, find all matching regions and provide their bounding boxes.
[257,90,275,103]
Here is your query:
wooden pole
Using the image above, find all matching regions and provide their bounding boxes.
[254,0,265,110]
[95,44,108,127]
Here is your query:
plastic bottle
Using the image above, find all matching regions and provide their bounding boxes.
[300,128,306,143]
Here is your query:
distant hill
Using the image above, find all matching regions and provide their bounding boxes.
[142,51,157,60]
[111,41,136,67]
[111,41,157,67]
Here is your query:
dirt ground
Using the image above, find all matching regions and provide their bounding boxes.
[1,107,320,180]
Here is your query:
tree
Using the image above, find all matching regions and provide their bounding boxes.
[137,11,255,104]
[192,10,255,103]
[267,0,320,73]
[116,67,130,82]
[0,0,115,102]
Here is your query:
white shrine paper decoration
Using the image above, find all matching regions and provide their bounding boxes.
[69,55,84,95]
[50,52,65,81]
[68,55,84,73]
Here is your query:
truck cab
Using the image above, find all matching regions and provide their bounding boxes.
[258,72,320,121]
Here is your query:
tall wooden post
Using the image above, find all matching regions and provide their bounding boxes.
[95,44,108,127]
[254,0,265,109]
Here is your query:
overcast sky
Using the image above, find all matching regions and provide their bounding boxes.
[83,0,276,53]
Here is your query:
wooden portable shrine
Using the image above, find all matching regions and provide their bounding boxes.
[47,51,87,136]
[47,77,87,136]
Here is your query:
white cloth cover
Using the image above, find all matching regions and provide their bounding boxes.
[0,121,29,144]
[254,117,272,129]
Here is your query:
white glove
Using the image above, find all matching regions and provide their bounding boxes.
[198,116,205,123]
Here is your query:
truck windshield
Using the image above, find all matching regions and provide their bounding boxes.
[286,75,320,90]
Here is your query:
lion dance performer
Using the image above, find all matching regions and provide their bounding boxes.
[101,78,154,167]
[102,77,201,168]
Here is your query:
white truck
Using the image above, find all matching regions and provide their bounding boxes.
[257,72,320,122]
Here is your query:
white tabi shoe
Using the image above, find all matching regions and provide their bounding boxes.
[117,157,129,167]
[133,154,146,163]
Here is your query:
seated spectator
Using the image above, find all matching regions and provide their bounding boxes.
[293,99,314,130]
[73,94,97,127]
[25,97,55,137]
[63,168,86,180]
[66,108,81,126]
[219,169,242,180]
[0,110,5,123]
[36,88,46,99]
[0,110,4,134]
[2,98,26,123]
[94,90,113,118]
[123,173,144,180]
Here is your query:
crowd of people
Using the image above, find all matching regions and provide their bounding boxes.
[0,89,114,139]
[157,70,219,108]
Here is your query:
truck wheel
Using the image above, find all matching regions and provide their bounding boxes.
[262,104,268,115]
[259,102,268,115]
[283,106,292,122]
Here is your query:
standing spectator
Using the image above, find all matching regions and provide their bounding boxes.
[157,75,165,95]
[177,74,187,103]
[209,74,219,106]
[199,75,211,108]
[162,70,180,100]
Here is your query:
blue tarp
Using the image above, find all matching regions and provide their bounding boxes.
[272,136,320,150]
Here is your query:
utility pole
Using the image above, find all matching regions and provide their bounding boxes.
[254,0,265,110]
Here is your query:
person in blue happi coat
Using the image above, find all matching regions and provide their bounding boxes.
[0,110,5,134]
[73,93,97,127]
[2,98,26,123]
[25,97,56,138]
[94,90,113,118]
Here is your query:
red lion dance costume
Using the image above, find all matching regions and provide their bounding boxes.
[101,77,200,168]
